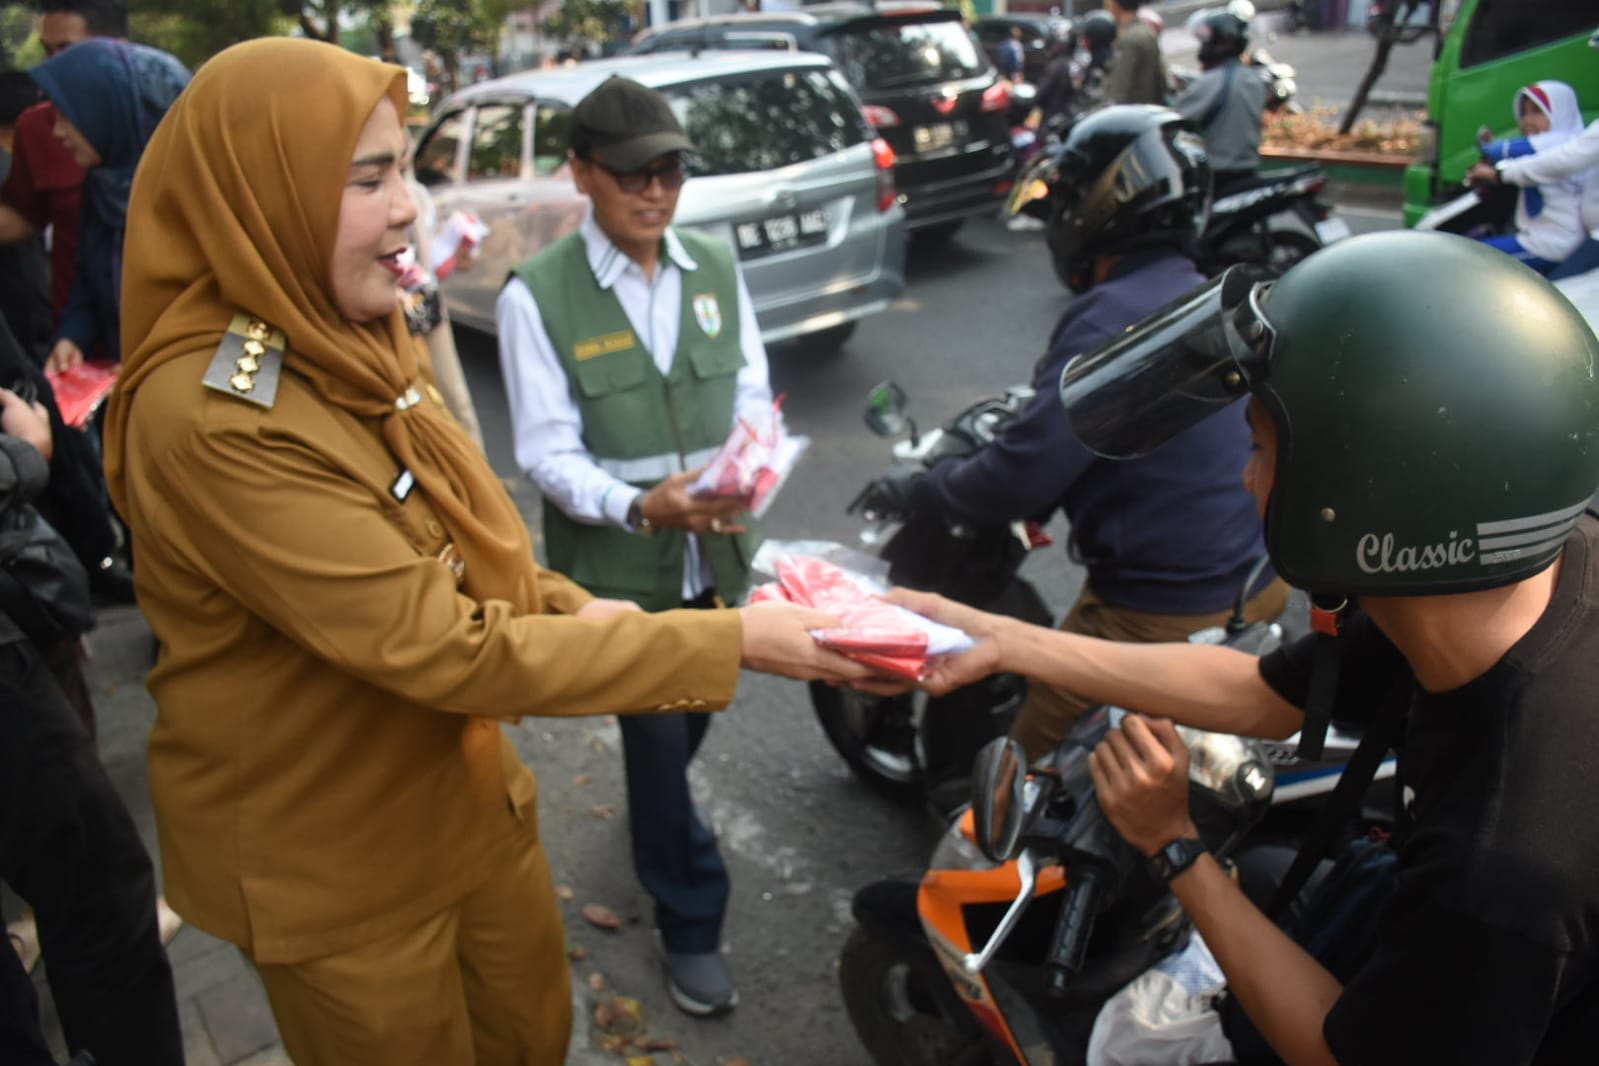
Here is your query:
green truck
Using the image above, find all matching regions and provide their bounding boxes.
[1404,0,1598,228]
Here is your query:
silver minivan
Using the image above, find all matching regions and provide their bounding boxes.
[413,52,909,352]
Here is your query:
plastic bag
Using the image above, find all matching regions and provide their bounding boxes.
[750,553,973,680]
[44,361,119,429]
[689,398,808,519]
[1086,932,1234,1066]
[430,210,489,280]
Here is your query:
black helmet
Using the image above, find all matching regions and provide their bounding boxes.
[1078,9,1118,60]
[1060,232,1599,597]
[1040,105,1211,293]
[1189,9,1250,65]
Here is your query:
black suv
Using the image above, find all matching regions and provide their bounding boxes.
[630,2,1013,240]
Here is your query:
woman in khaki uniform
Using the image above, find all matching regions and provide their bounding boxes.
[101,39,876,1066]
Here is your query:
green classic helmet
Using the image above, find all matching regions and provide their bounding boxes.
[1059,231,1599,596]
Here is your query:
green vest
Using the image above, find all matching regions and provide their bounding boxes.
[513,229,758,612]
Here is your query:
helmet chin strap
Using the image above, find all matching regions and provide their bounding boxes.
[1298,593,1350,760]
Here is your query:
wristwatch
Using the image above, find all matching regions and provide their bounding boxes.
[626,497,654,535]
[1149,837,1208,883]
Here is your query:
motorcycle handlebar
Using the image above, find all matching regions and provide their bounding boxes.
[1044,864,1103,999]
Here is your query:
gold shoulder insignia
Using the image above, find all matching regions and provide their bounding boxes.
[202,314,287,409]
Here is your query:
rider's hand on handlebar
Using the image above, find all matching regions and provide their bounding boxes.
[851,472,931,521]
[1466,160,1500,190]
[1088,715,1199,859]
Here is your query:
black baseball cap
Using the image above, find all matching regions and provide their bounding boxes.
[570,76,696,172]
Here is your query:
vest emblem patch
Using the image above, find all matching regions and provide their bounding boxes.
[693,294,723,339]
[574,330,637,361]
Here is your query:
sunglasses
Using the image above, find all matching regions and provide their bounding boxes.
[589,156,687,195]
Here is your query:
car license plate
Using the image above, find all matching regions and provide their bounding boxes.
[734,208,830,259]
[1315,216,1352,244]
[913,120,969,155]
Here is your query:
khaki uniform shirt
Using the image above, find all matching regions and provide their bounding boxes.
[118,349,743,963]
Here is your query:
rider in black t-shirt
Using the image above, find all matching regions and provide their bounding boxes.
[890,231,1599,1065]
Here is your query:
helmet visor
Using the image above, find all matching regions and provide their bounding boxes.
[1060,265,1273,459]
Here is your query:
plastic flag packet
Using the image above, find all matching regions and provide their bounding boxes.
[431,211,489,281]
[750,553,974,680]
[690,397,809,519]
[45,361,119,429]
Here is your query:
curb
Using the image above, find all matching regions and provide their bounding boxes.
[1261,145,1409,188]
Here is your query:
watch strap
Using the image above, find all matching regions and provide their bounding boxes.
[1150,837,1207,883]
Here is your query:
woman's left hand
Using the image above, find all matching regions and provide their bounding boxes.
[1088,715,1199,857]
[576,597,644,621]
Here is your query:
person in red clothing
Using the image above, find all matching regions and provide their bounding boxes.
[0,1,122,350]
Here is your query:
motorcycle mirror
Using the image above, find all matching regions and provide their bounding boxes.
[864,381,911,438]
[971,736,1027,863]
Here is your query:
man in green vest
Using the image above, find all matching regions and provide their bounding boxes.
[496,76,771,1017]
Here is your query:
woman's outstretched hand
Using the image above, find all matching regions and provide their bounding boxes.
[738,600,900,686]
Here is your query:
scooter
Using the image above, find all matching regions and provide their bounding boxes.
[1007,149,1349,286]
[808,381,1054,815]
[1197,164,1351,276]
[838,611,1398,1064]
[839,699,1278,1064]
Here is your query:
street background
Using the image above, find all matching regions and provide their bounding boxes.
[21,10,1431,1065]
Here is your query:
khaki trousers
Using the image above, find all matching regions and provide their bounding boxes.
[1011,578,1292,762]
[253,810,570,1066]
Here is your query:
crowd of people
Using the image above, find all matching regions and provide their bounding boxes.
[1,2,1598,1065]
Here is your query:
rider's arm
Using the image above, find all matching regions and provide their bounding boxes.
[1171,67,1221,124]
[1498,120,1599,187]
[1000,624,1304,737]
[1171,857,1343,1066]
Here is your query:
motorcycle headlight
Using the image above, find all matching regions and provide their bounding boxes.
[930,809,1001,871]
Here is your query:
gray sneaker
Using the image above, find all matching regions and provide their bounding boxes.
[662,946,739,1017]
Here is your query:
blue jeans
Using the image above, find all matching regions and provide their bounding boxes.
[618,601,730,955]
[1549,236,1599,281]
[1478,233,1559,275]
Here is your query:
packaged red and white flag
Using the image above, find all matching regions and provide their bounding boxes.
[750,553,973,680]
[691,397,808,518]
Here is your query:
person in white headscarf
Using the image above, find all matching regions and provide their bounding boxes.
[1473,79,1587,274]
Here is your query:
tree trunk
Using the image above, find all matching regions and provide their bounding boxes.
[1339,0,1420,134]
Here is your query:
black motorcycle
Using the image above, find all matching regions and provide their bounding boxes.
[808,382,1053,815]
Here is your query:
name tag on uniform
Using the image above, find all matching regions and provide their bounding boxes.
[574,330,637,361]
[391,468,416,501]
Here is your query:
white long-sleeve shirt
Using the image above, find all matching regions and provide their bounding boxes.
[1499,119,1599,239]
[496,211,774,598]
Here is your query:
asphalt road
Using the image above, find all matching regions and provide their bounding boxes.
[450,200,1401,1065]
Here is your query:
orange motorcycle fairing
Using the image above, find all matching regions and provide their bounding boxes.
[917,810,1066,1062]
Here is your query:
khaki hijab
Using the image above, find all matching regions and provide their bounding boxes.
[106,38,541,613]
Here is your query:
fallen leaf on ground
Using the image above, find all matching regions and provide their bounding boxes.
[568,944,589,961]
[555,884,575,901]
[582,903,623,930]
[724,1058,754,1066]
[641,1036,679,1050]
[588,972,607,992]
[574,773,590,786]
[590,804,616,819]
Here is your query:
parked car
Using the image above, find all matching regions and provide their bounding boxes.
[972,13,1074,85]
[629,3,1014,241]
[412,51,907,352]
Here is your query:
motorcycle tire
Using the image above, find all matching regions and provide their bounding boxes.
[810,683,926,804]
[838,924,1001,1066]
